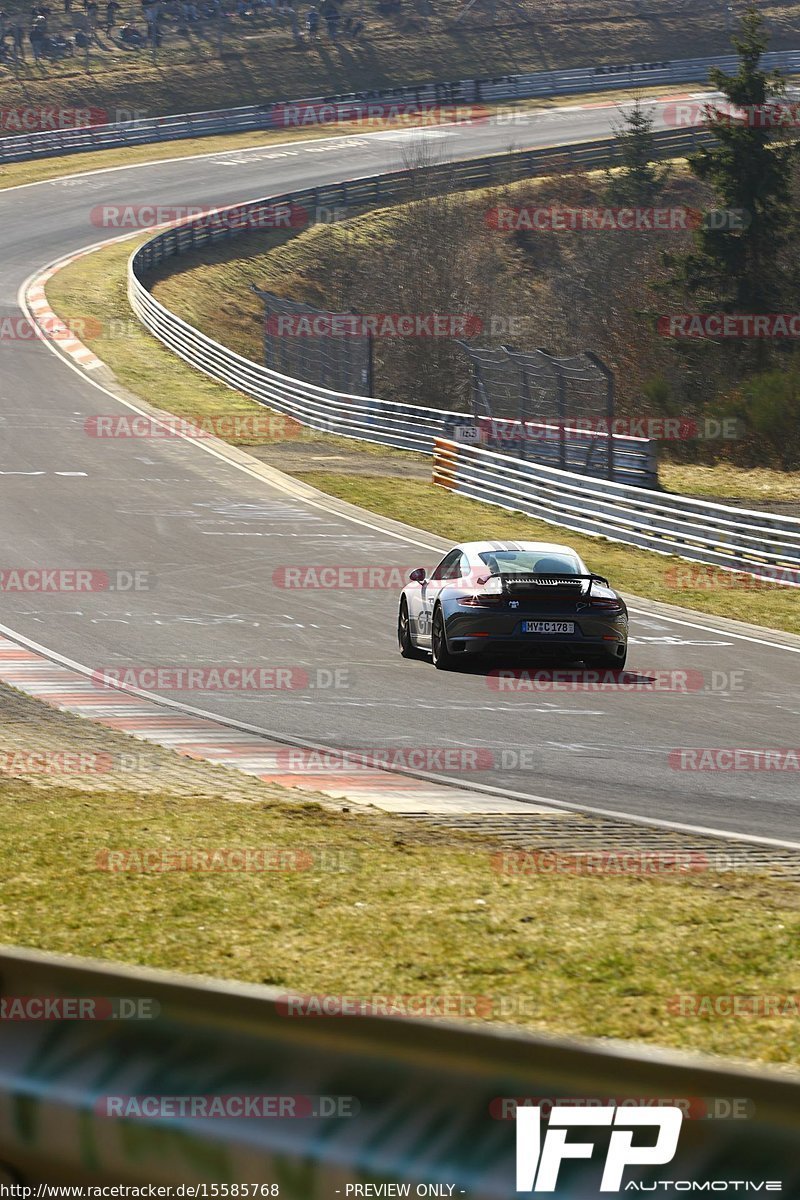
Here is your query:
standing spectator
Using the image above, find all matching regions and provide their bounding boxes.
[281,1,300,42]
[105,0,119,27]
[286,0,299,40]
[29,17,45,58]
[142,0,162,42]
[13,18,25,53]
[305,4,317,39]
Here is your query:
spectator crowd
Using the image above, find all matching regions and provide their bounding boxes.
[0,0,369,65]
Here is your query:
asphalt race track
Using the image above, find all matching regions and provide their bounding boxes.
[0,96,798,846]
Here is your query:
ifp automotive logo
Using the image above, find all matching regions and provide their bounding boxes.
[515,1105,683,1192]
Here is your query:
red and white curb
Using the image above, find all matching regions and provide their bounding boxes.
[26,255,104,371]
[0,634,538,815]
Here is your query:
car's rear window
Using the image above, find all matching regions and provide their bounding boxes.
[478,551,582,575]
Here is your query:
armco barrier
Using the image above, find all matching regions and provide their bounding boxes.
[1,944,799,1190]
[432,437,800,583]
[129,130,709,488]
[3,48,800,164]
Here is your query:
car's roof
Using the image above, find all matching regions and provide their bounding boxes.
[457,541,581,556]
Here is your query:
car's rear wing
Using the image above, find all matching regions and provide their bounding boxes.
[489,572,611,593]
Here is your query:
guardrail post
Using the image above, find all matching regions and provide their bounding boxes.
[432,436,459,490]
[584,350,615,480]
[538,347,567,470]
[644,437,660,489]
[364,326,375,395]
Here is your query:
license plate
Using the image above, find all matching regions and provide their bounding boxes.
[522,621,575,634]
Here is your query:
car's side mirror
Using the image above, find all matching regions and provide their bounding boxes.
[409,568,427,583]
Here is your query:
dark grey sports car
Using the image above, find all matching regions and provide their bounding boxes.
[397,540,628,671]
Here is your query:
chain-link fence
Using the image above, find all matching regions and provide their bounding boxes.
[253,288,373,395]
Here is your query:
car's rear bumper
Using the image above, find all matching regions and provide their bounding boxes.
[442,609,628,657]
[447,635,626,658]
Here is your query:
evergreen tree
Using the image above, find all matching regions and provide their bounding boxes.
[675,6,794,311]
[607,96,665,204]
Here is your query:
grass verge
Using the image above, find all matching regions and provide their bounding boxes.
[1,771,799,1066]
[45,233,800,635]
[659,463,800,505]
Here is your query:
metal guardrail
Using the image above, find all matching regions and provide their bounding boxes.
[444,413,659,487]
[432,437,800,583]
[3,48,800,164]
[129,130,708,487]
[1,944,800,1189]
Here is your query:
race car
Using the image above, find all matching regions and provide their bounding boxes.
[397,540,628,671]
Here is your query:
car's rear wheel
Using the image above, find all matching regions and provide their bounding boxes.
[431,605,459,671]
[398,598,425,659]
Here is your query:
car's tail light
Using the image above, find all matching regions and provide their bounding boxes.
[458,575,505,607]
[589,597,624,611]
[458,595,504,608]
